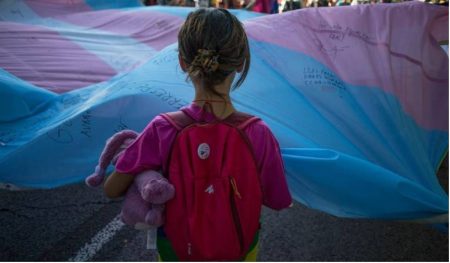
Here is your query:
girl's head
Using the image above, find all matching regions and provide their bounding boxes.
[178,8,250,97]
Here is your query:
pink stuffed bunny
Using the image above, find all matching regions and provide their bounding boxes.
[85,130,175,228]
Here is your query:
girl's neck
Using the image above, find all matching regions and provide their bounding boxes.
[192,73,236,119]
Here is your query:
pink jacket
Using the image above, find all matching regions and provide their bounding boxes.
[116,103,292,210]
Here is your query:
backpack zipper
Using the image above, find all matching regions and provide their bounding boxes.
[187,242,192,256]
[229,176,244,256]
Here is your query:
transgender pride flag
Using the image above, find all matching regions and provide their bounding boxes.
[0,0,448,221]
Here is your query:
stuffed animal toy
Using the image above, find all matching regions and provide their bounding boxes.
[85,130,175,228]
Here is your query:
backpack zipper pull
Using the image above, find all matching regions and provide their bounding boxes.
[230,177,242,199]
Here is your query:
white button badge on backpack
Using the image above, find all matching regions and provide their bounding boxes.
[197,143,210,160]
[205,184,214,194]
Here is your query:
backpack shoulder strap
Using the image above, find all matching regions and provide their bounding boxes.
[223,112,260,130]
[160,109,195,131]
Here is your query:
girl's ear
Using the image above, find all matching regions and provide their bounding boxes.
[179,53,187,72]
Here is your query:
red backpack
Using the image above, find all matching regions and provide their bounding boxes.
[160,109,263,261]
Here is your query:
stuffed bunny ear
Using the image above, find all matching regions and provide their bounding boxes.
[85,165,105,187]
[111,138,136,165]
[98,130,139,169]
[86,130,139,187]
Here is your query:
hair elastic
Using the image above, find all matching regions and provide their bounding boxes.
[192,49,220,73]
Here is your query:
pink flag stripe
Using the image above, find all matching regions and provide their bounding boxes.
[26,3,184,51]
[24,0,93,18]
[245,2,448,131]
[0,22,117,93]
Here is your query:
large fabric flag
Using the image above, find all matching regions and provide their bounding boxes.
[0,0,447,221]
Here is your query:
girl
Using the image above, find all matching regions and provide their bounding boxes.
[104,8,292,261]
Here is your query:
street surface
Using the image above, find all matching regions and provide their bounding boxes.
[1,164,448,261]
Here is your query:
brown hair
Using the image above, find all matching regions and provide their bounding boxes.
[178,8,250,97]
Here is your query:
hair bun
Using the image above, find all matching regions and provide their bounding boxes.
[191,49,220,73]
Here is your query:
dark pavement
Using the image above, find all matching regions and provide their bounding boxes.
[0,164,448,261]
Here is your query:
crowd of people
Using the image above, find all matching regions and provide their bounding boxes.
[143,0,278,13]
[142,0,448,14]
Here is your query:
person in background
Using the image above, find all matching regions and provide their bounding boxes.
[244,0,278,13]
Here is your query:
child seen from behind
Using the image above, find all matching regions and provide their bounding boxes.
[104,8,292,261]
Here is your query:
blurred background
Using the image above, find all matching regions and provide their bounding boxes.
[141,0,449,14]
